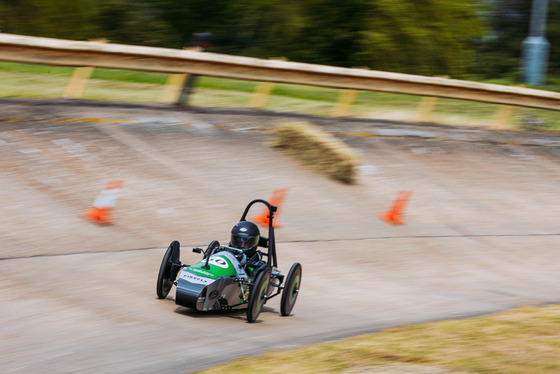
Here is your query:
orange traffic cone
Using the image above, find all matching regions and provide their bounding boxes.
[253,187,288,227]
[82,180,123,224]
[379,190,412,225]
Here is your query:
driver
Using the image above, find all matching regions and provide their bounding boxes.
[229,220,260,260]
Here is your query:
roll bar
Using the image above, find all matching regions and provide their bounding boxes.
[240,199,278,268]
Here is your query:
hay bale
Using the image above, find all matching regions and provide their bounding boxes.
[269,122,360,184]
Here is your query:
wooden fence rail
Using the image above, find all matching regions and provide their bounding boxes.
[1,33,559,124]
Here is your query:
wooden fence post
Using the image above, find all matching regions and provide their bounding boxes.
[160,74,190,104]
[62,67,94,99]
[415,96,439,122]
[492,105,515,130]
[249,81,275,108]
[332,89,357,117]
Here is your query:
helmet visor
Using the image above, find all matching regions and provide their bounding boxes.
[231,233,258,250]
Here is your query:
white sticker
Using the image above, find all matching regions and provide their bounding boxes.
[208,256,229,269]
[179,271,213,285]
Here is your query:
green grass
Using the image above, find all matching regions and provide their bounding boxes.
[0,61,558,131]
[0,61,168,84]
[0,61,74,75]
[195,305,560,374]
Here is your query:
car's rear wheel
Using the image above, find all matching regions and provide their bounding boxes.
[280,262,302,316]
[156,241,181,299]
[247,266,271,323]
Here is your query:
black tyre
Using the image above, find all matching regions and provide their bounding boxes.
[156,241,181,299]
[280,262,302,316]
[247,266,272,323]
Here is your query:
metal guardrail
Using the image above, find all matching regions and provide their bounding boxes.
[1,33,559,119]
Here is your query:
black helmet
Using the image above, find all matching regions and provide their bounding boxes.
[230,221,260,254]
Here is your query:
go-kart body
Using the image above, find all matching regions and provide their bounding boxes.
[175,245,277,311]
[156,199,301,322]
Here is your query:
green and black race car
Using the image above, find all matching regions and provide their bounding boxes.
[156,199,302,323]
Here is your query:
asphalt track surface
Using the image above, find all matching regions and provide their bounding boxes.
[1,99,559,373]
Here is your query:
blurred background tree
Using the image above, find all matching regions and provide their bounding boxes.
[549,1,560,77]
[475,0,559,79]
[96,0,173,46]
[0,0,557,80]
[356,0,488,77]
[0,0,100,40]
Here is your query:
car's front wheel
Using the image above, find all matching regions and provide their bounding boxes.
[280,262,302,316]
[247,266,271,323]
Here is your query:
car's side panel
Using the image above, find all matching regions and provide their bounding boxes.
[175,250,248,311]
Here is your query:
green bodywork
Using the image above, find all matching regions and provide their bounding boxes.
[184,254,239,278]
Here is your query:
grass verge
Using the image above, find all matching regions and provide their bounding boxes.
[195,305,560,374]
[0,61,559,131]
